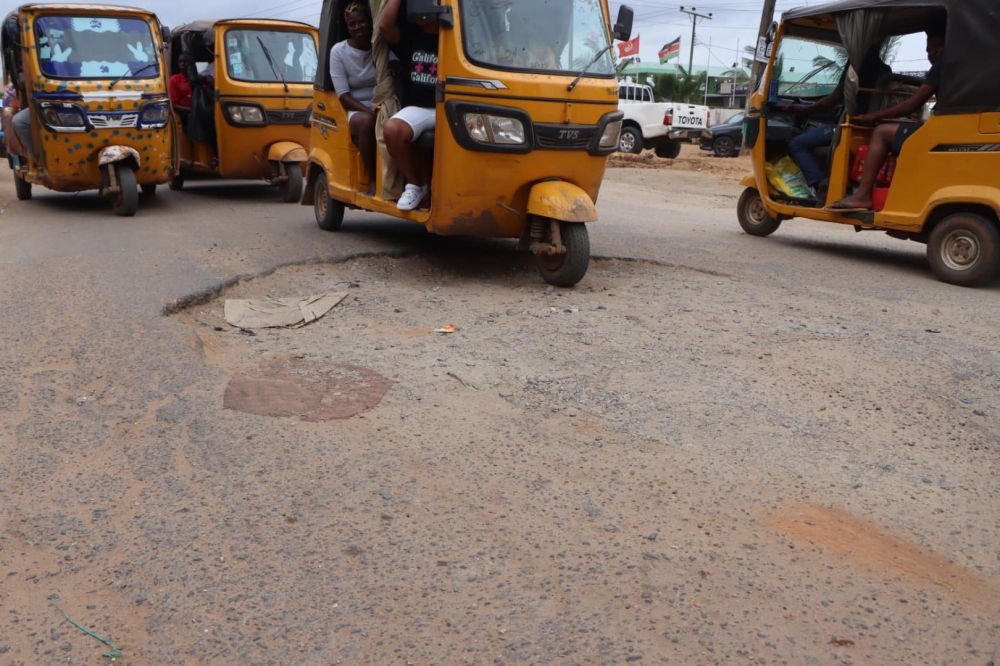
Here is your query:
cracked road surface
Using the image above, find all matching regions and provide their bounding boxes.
[0,165,997,665]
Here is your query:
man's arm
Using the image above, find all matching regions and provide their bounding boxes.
[379,0,403,46]
[790,89,843,116]
[857,84,936,124]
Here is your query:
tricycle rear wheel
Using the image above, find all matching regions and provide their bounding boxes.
[141,183,157,196]
[927,213,1000,287]
[110,166,138,217]
[537,221,590,288]
[737,188,781,237]
[314,172,345,232]
[14,172,31,200]
[169,174,184,191]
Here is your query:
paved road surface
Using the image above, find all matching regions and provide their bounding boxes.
[0,166,997,665]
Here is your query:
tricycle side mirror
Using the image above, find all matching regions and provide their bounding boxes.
[161,25,171,45]
[613,5,634,42]
[4,15,19,43]
[407,0,454,29]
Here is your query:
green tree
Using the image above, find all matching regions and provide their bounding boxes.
[652,65,708,104]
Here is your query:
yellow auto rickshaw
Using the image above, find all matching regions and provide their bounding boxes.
[167,19,318,202]
[304,0,634,287]
[2,4,174,216]
[739,0,1000,287]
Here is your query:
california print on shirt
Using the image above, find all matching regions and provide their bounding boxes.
[411,49,438,85]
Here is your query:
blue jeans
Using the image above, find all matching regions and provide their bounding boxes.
[788,124,835,187]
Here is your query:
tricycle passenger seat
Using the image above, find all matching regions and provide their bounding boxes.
[413,131,435,151]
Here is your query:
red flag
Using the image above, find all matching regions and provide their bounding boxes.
[617,35,640,59]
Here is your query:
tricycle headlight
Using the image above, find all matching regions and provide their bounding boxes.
[464,113,490,142]
[486,115,525,145]
[139,102,170,128]
[43,106,86,130]
[228,105,265,124]
[599,120,622,149]
[464,112,525,145]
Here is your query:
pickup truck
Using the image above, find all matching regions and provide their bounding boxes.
[617,82,710,158]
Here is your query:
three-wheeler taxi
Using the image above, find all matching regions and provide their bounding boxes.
[167,19,318,202]
[739,0,1000,287]
[305,0,634,287]
[2,4,174,216]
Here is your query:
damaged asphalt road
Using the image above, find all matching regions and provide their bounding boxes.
[0,170,997,664]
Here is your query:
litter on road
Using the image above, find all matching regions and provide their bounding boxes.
[224,292,348,329]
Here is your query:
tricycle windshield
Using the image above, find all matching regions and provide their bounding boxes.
[461,0,614,76]
[224,29,319,84]
[34,15,158,79]
[773,35,845,98]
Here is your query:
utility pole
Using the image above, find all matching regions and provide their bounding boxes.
[679,6,712,77]
[750,0,778,88]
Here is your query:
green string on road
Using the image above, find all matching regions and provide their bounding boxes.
[53,602,124,661]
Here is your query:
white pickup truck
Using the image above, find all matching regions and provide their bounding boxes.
[617,82,710,158]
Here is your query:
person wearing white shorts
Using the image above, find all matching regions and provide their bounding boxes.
[379,0,440,211]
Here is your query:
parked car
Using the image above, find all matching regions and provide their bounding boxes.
[700,112,744,158]
[618,82,709,158]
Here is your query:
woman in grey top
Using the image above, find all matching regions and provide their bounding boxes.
[330,2,378,190]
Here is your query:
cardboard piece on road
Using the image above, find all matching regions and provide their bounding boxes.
[224,292,348,329]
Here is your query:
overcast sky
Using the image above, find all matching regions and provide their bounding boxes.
[99,0,933,74]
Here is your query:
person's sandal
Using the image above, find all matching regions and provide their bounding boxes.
[825,199,870,212]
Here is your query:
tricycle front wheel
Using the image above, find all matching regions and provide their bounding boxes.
[737,188,781,237]
[110,166,138,217]
[536,221,590,288]
[279,163,304,203]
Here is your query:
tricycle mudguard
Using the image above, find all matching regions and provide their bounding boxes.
[99,145,140,167]
[268,141,308,163]
[526,180,598,223]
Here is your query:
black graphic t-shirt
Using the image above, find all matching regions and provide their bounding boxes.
[395,28,439,109]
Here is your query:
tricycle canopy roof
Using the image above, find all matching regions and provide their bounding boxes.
[782,0,1000,115]
[172,18,316,35]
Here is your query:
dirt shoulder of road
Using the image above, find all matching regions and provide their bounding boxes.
[609,142,752,181]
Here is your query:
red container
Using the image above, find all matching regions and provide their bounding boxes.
[849,147,897,186]
[872,187,890,211]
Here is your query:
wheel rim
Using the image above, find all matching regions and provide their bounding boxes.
[316,183,329,220]
[717,137,733,153]
[940,229,981,271]
[620,132,636,152]
[745,195,768,227]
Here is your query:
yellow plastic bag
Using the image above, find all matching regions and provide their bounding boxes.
[766,156,814,199]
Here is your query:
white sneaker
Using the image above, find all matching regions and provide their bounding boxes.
[397,184,428,211]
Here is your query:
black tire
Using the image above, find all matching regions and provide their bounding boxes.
[280,162,304,203]
[141,183,157,196]
[618,126,643,154]
[536,221,590,288]
[169,174,184,191]
[14,172,31,200]
[713,135,738,158]
[737,188,781,237]
[926,213,1000,287]
[111,165,138,217]
[654,140,682,160]
[314,172,345,232]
